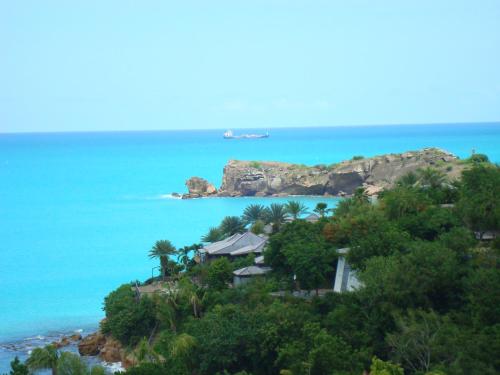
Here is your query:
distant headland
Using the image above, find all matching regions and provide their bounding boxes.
[180,148,464,199]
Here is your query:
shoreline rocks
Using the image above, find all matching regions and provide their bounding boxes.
[182,148,463,198]
[78,331,136,368]
[51,333,82,349]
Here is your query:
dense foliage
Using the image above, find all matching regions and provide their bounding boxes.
[21,163,497,375]
[103,163,499,375]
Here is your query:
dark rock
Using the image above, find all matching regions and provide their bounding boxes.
[78,332,106,356]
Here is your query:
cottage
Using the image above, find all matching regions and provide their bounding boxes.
[200,231,267,261]
[333,248,362,292]
[233,265,271,286]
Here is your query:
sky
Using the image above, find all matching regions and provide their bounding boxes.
[1,0,499,133]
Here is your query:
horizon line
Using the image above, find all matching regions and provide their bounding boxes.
[1,120,499,135]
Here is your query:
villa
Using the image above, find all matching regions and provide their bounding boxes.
[200,231,267,262]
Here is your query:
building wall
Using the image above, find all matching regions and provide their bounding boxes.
[333,256,361,292]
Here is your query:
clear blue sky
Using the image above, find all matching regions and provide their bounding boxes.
[1,0,499,133]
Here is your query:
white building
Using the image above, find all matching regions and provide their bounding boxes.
[333,248,362,292]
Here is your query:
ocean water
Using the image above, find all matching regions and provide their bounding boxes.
[1,123,499,371]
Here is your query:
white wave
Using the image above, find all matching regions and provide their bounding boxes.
[102,361,125,372]
[24,335,44,341]
[158,193,182,200]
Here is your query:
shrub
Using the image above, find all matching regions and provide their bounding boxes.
[207,258,233,290]
[352,155,365,161]
[101,284,157,346]
[249,161,261,169]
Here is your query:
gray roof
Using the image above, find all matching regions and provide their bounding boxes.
[337,247,350,255]
[233,266,272,276]
[202,231,267,256]
[254,255,265,265]
[304,213,320,222]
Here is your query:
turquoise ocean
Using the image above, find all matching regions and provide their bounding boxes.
[1,123,499,371]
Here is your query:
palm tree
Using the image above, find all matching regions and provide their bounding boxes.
[149,240,176,280]
[26,345,59,375]
[171,333,197,372]
[417,167,447,189]
[266,203,288,232]
[242,204,267,225]
[396,171,418,188]
[201,227,223,243]
[171,333,197,358]
[219,216,246,236]
[313,202,328,217]
[135,338,160,364]
[285,200,308,220]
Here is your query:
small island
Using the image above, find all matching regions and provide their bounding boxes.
[181,148,463,198]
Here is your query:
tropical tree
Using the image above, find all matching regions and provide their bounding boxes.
[456,164,500,238]
[135,338,160,364]
[57,352,88,375]
[313,202,328,217]
[242,204,267,224]
[417,167,447,189]
[266,203,288,232]
[220,216,246,236]
[285,200,308,220]
[7,357,28,375]
[170,333,198,373]
[177,243,201,269]
[207,257,233,290]
[250,220,266,235]
[149,240,176,279]
[201,227,223,243]
[396,171,418,188]
[156,286,181,333]
[26,345,59,375]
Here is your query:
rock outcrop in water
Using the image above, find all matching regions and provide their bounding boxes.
[183,176,218,199]
[184,148,463,198]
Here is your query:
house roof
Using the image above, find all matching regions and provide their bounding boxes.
[233,266,272,276]
[254,255,265,265]
[304,213,320,222]
[202,231,267,256]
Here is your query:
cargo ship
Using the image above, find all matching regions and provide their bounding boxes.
[223,130,269,139]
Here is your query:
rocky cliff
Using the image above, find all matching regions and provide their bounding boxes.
[184,148,463,198]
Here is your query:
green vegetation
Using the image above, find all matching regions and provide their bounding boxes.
[149,240,177,279]
[242,204,267,225]
[351,155,364,160]
[5,357,28,375]
[313,202,329,217]
[249,161,262,169]
[466,153,489,164]
[23,346,105,375]
[20,162,500,375]
[284,200,308,220]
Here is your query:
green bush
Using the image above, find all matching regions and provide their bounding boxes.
[101,284,157,346]
[207,258,233,290]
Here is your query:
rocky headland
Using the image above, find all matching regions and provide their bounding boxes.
[182,148,463,198]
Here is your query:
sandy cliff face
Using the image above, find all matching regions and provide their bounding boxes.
[186,148,463,197]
